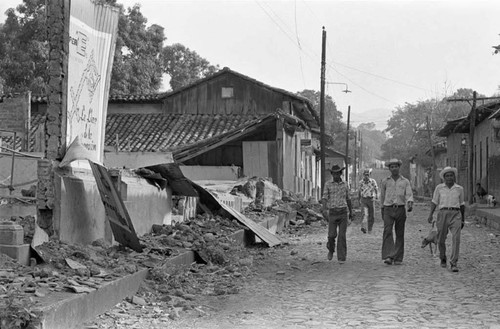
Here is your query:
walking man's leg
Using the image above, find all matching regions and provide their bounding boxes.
[382,208,395,263]
[327,210,339,260]
[360,198,368,233]
[367,200,375,233]
[393,207,406,264]
[449,213,462,271]
[436,212,449,267]
[337,210,348,262]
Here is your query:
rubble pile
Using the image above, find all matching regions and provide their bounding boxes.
[0,212,252,327]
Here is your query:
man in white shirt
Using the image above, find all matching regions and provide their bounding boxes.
[427,166,465,272]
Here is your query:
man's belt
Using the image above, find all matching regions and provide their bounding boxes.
[440,207,460,211]
[384,204,405,208]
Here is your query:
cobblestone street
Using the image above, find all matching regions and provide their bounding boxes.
[93,203,500,329]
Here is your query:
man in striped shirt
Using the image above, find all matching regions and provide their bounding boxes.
[358,168,378,234]
[427,166,465,272]
[321,164,353,264]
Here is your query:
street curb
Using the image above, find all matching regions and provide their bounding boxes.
[475,208,500,231]
[33,213,291,328]
[35,269,149,329]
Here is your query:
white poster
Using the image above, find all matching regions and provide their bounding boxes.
[67,0,118,165]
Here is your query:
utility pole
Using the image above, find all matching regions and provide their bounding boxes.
[353,130,358,189]
[320,27,327,195]
[468,92,477,205]
[345,106,351,185]
[359,131,363,170]
[426,115,437,193]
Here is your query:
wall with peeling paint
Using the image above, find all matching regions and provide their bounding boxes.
[54,169,171,246]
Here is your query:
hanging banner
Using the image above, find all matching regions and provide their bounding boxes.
[67,0,119,165]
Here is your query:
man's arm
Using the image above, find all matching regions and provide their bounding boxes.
[380,179,386,205]
[405,179,414,212]
[428,202,437,223]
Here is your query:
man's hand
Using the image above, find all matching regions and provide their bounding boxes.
[407,201,413,212]
[427,214,433,223]
[461,219,465,229]
[348,213,353,226]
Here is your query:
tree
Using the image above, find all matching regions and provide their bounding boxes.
[162,43,219,91]
[0,1,219,95]
[0,0,48,94]
[296,89,347,150]
[109,3,165,94]
[357,122,386,166]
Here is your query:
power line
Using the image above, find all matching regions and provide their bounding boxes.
[294,0,307,89]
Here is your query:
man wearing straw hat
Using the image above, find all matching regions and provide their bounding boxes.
[380,159,414,265]
[427,166,465,272]
[321,164,353,264]
[358,168,379,234]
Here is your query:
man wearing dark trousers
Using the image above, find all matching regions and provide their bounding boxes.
[427,166,465,272]
[321,165,353,264]
[380,159,414,265]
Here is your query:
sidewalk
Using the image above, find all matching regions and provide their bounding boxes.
[468,202,500,230]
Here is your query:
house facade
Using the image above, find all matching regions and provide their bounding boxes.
[105,68,322,200]
[437,101,500,201]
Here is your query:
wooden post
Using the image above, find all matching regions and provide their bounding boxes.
[345,106,351,185]
[468,91,477,204]
[426,115,437,192]
[353,130,357,189]
[319,27,327,194]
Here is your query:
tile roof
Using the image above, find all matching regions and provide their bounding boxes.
[1,93,165,104]
[453,101,500,133]
[105,113,263,152]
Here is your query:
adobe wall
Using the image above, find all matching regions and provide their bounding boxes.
[54,167,171,245]
[104,152,174,169]
[180,165,240,181]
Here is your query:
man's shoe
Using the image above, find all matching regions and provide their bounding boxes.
[383,258,393,265]
[327,251,333,261]
[440,259,447,268]
[367,230,372,234]
[451,264,459,272]
[394,261,402,265]
[338,260,345,264]
[361,227,367,234]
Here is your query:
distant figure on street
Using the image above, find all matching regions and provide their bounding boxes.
[358,168,378,234]
[427,167,465,272]
[321,165,353,264]
[380,159,414,265]
[475,183,487,202]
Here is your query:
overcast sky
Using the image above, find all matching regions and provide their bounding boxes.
[2,0,500,129]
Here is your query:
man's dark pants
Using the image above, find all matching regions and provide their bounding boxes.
[360,197,375,231]
[327,207,348,261]
[382,206,406,262]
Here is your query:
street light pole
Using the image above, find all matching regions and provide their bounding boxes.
[320,27,327,195]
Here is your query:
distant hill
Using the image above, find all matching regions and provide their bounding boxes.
[351,108,392,131]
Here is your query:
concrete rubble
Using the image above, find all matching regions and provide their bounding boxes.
[0,186,326,329]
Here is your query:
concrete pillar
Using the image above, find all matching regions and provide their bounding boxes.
[0,221,30,266]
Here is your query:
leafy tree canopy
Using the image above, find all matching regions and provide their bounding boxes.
[297,89,348,151]
[357,122,386,167]
[381,88,485,176]
[162,43,220,91]
[0,0,219,95]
